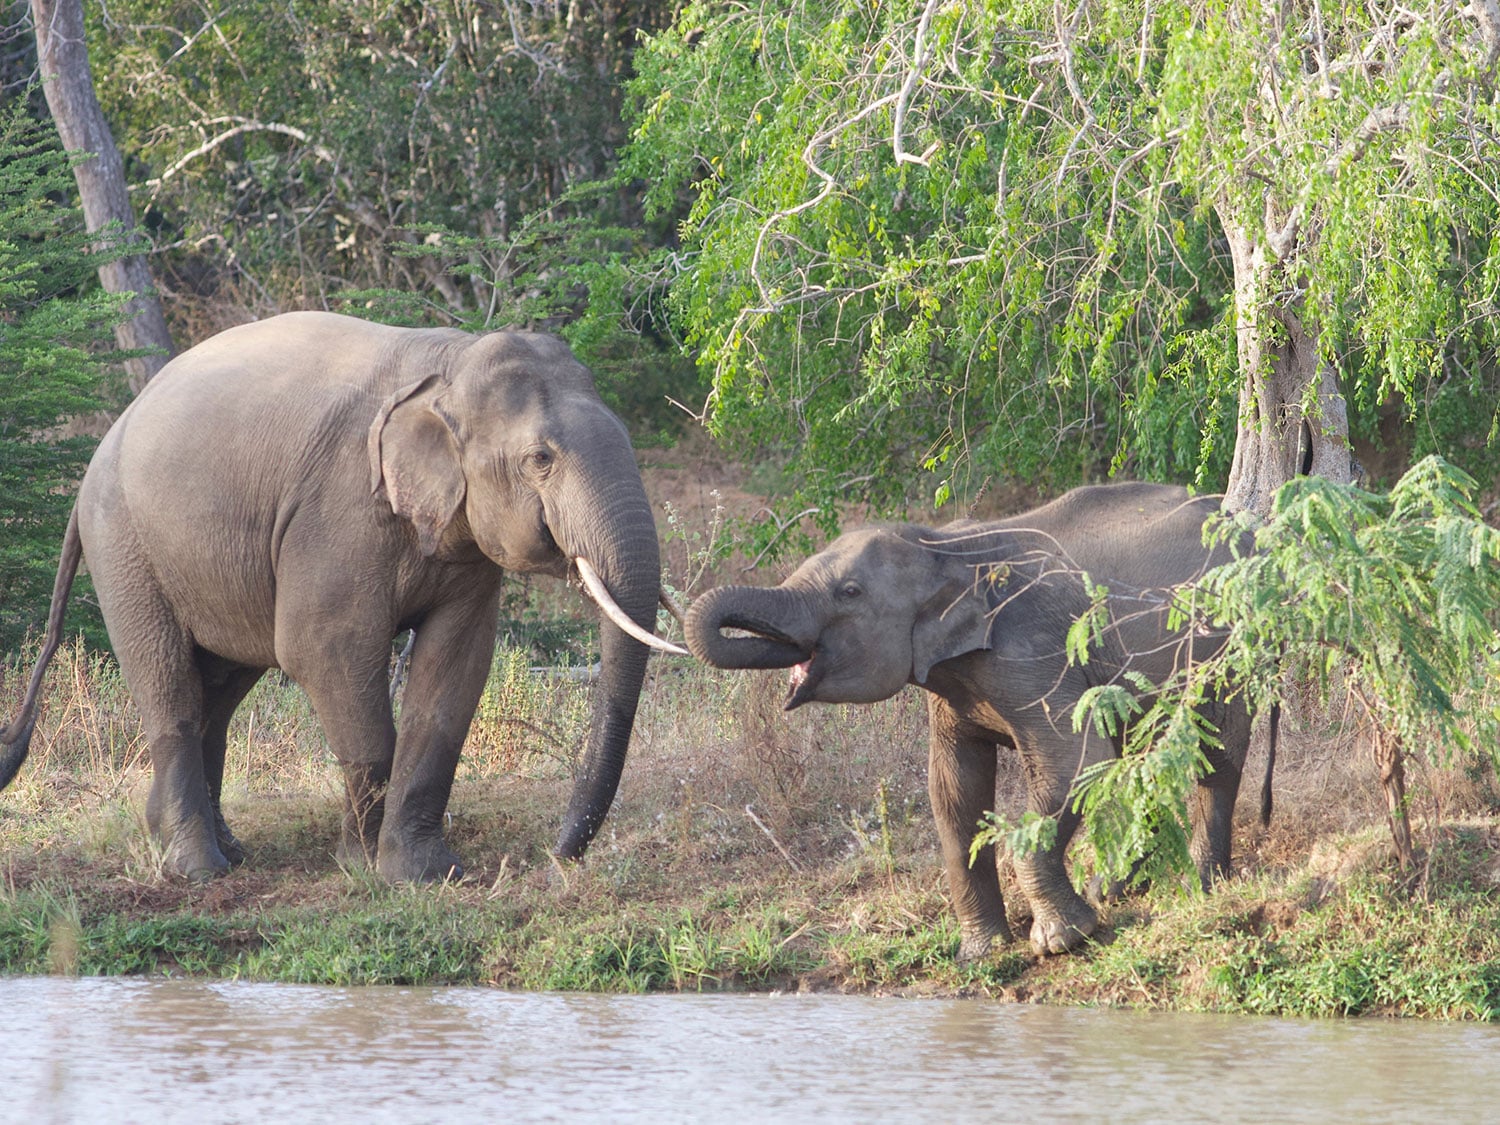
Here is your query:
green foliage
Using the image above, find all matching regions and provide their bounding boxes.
[618,1,1500,527]
[243,897,487,985]
[81,1,696,434]
[1066,457,1500,884]
[0,95,124,654]
[91,1,638,296]
[623,0,1229,522]
[1157,3,1500,434]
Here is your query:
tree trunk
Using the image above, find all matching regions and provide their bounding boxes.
[1372,727,1416,874]
[31,0,174,393]
[1218,208,1356,517]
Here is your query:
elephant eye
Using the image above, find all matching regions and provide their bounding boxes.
[838,581,862,599]
[528,447,555,470]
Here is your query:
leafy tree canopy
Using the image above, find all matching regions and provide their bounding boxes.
[74,0,694,437]
[621,0,1500,527]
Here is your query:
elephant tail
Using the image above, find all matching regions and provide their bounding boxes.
[0,505,83,790]
[1259,701,1280,827]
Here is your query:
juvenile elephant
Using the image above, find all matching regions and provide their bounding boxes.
[686,482,1255,957]
[1,311,686,882]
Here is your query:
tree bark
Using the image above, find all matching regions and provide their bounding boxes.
[31,0,174,393]
[1373,728,1416,874]
[1219,207,1356,517]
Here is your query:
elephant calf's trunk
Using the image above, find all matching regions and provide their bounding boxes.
[684,585,810,670]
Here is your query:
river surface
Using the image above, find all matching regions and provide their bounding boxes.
[7,976,1499,1124]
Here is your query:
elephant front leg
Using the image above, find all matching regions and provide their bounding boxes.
[1013,731,1105,956]
[377,592,499,882]
[926,700,1013,962]
[1012,807,1097,955]
[285,648,397,870]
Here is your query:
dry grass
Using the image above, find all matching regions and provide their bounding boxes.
[3,622,1481,906]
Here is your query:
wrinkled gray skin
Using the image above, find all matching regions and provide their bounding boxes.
[0,311,664,882]
[686,482,1253,957]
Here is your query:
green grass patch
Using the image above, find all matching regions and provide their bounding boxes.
[1045,857,1500,1020]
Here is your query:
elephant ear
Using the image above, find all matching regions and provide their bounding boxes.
[368,373,465,556]
[911,577,996,685]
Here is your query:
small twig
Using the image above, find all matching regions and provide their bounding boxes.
[486,854,513,899]
[745,803,802,871]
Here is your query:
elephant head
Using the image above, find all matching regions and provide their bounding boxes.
[369,329,683,860]
[685,525,998,708]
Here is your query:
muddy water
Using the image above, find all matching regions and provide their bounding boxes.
[9,977,1499,1123]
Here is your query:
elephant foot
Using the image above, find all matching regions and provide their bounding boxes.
[376,836,464,884]
[956,919,1014,963]
[163,832,232,883]
[214,807,246,867]
[1028,899,1098,956]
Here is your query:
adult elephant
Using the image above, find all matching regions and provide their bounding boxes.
[0,311,686,882]
[685,482,1258,957]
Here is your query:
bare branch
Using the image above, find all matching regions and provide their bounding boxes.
[893,0,943,166]
[145,118,335,190]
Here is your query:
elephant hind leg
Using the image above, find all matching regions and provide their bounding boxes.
[1189,700,1251,889]
[197,658,266,867]
[125,650,231,881]
[88,555,230,880]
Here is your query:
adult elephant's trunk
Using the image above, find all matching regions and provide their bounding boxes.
[551,474,665,861]
[684,585,811,669]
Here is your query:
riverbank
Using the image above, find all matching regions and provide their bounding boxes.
[3,633,1498,1019]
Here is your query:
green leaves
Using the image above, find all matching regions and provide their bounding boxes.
[619,1,1500,529]
[1062,457,1500,884]
[0,98,123,653]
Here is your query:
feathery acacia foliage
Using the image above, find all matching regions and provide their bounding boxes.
[621,1,1500,526]
[1036,457,1500,885]
[0,96,123,652]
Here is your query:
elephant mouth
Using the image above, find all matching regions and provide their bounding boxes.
[708,613,821,706]
[785,651,826,710]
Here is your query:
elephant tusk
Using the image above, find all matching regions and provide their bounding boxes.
[574,556,691,656]
[659,587,687,625]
